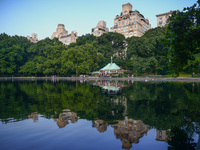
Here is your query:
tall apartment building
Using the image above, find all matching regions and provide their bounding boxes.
[51,24,78,45]
[91,21,109,37]
[110,3,151,38]
[156,10,179,27]
[27,33,38,43]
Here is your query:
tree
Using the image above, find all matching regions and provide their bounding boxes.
[61,44,100,76]
[20,37,66,76]
[165,0,200,76]
[97,32,126,68]
[126,27,169,75]
[0,33,32,75]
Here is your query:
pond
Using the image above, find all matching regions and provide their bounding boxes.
[0,79,199,150]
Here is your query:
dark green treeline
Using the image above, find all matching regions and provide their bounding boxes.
[0,28,172,76]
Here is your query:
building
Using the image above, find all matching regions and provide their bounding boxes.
[27,33,38,43]
[156,10,179,27]
[91,21,109,37]
[51,24,78,45]
[99,57,132,76]
[110,3,151,38]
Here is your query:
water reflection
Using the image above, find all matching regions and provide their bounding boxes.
[92,80,132,95]
[28,112,38,123]
[112,117,150,149]
[52,109,78,128]
[156,129,169,142]
[93,120,108,133]
[0,80,199,150]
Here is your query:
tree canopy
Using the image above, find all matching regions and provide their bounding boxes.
[165,0,200,76]
[126,27,170,75]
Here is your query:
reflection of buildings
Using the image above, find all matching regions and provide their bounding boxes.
[53,109,78,128]
[93,80,132,95]
[112,117,150,149]
[93,120,108,133]
[156,129,169,142]
[28,112,38,123]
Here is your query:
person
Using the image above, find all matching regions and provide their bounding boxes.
[192,72,195,77]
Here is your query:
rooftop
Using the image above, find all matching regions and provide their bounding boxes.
[100,63,120,71]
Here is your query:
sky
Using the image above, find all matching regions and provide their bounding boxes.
[0,0,198,40]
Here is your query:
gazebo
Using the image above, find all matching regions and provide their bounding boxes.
[99,57,127,76]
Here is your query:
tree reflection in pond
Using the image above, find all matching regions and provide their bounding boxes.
[0,80,199,149]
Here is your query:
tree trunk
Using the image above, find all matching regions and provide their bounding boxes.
[76,68,78,77]
[17,64,20,76]
[155,67,158,75]
[155,64,158,75]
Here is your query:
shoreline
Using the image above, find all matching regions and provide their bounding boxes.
[0,76,200,82]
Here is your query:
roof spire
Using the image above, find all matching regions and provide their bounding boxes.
[111,56,113,64]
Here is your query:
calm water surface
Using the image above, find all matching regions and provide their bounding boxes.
[0,80,199,150]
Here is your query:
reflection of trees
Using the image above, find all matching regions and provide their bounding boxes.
[123,82,200,129]
[168,123,198,150]
[0,80,200,149]
[0,81,126,123]
[123,82,200,149]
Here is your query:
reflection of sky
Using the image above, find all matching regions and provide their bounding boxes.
[133,129,168,150]
[0,115,199,150]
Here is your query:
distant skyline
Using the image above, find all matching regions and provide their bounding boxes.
[0,0,198,40]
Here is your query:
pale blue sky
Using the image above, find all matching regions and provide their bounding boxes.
[0,0,197,40]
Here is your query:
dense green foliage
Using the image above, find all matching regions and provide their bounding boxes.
[0,28,169,76]
[0,33,32,75]
[165,0,200,76]
[126,27,170,75]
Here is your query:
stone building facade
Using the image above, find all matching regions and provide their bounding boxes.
[110,3,151,38]
[27,33,38,43]
[51,24,78,45]
[156,10,179,27]
[91,21,109,37]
